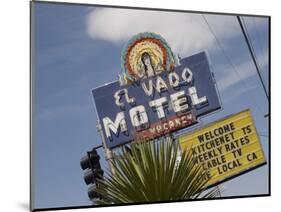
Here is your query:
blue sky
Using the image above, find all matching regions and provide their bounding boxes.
[33,2,269,209]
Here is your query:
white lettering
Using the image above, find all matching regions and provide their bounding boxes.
[155,76,168,93]
[129,105,148,128]
[103,112,127,139]
[141,80,154,97]
[182,68,193,83]
[114,89,135,107]
[188,86,207,106]
[168,72,180,88]
[149,97,168,119]
[170,91,189,113]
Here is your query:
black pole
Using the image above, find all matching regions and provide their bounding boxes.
[93,144,103,150]
[237,16,269,101]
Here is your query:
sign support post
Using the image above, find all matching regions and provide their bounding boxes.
[96,121,115,175]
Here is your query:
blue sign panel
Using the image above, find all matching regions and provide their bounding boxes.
[92,52,221,149]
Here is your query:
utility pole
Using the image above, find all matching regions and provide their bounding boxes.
[237,16,269,101]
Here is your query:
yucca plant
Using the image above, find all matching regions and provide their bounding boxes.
[94,139,220,204]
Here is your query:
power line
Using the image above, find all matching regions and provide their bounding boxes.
[237,16,269,101]
[241,18,262,74]
[252,18,267,68]
[201,15,239,76]
[201,14,265,115]
[241,17,267,95]
[259,134,268,138]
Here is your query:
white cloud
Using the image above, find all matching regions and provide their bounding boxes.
[86,9,268,94]
[215,61,255,91]
[223,83,257,104]
[86,8,240,56]
[215,48,268,92]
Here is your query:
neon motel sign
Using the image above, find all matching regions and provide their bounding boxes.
[92,51,221,149]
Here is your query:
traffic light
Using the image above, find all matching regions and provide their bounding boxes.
[80,148,104,201]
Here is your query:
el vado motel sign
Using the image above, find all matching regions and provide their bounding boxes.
[92,32,221,149]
